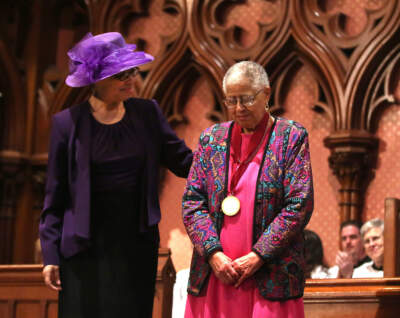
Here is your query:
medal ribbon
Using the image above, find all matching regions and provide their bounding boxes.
[229,112,272,195]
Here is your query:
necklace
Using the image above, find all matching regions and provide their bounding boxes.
[221,113,274,216]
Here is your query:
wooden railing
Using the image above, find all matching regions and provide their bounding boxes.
[304,278,400,318]
[0,248,174,318]
[2,266,400,318]
[1,198,399,317]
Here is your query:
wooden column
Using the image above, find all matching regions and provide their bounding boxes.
[0,151,26,264]
[383,198,400,277]
[324,131,378,224]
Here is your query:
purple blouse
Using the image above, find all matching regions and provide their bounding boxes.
[90,107,144,192]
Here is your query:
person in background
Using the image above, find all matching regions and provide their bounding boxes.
[172,268,190,318]
[353,218,384,278]
[39,32,193,318]
[330,220,370,278]
[304,229,333,279]
[182,61,314,318]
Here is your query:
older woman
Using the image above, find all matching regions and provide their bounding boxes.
[182,61,314,318]
[353,218,384,278]
[40,32,192,318]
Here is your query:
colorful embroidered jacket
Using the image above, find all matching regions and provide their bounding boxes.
[182,117,314,300]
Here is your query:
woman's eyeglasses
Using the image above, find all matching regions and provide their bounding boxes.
[112,67,139,81]
[223,89,264,109]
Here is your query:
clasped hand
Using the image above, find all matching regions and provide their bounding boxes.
[209,251,263,288]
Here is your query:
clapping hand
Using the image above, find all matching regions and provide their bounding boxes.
[336,251,354,278]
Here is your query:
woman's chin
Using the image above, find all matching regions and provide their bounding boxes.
[119,89,135,99]
[236,118,252,128]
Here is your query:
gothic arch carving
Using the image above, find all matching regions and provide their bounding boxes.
[1,0,400,263]
[153,51,225,125]
[293,0,400,131]
[358,36,400,132]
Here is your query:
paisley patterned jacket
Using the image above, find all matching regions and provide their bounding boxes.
[182,116,314,300]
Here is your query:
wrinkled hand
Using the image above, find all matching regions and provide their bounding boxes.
[209,251,240,285]
[232,252,264,288]
[42,265,62,291]
[336,251,354,278]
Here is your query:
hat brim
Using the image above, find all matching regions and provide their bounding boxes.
[65,53,154,87]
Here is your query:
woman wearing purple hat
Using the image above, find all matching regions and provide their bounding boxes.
[39,32,193,318]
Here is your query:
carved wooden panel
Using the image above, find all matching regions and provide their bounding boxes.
[0,0,399,267]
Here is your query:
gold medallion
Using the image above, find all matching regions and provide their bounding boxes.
[221,195,240,216]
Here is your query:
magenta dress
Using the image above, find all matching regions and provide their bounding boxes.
[185,133,304,318]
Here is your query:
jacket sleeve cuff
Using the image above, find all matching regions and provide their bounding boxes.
[41,243,60,266]
[251,246,272,262]
[205,243,223,259]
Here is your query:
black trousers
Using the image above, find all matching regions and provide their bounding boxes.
[59,191,159,318]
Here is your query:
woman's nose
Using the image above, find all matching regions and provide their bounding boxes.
[235,100,246,110]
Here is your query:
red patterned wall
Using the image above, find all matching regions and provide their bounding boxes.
[364,105,400,221]
[159,78,214,270]
[281,66,340,266]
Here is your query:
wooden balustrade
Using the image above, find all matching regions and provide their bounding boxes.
[1,198,399,317]
[304,278,400,318]
[0,248,174,318]
[2,265,400,318]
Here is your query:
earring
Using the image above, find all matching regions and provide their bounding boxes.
[265,102,270,112]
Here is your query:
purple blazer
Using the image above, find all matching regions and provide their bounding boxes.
[40,98,193,266]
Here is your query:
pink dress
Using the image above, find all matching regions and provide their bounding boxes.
[185,133,304,318]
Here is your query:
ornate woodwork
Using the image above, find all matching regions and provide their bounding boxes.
[324,131,379,222]
[0,0,399,263]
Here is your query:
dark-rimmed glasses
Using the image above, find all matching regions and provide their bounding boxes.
[223,89,264,109]
[112,67,139,81]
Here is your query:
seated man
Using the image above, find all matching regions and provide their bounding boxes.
[353,219,384,278]
[330,220,370,278]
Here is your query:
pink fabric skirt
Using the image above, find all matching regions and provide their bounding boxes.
[185,283,304,318]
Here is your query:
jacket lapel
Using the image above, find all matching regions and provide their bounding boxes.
[72,102,92,240]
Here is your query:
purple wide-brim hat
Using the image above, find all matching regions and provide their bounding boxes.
[65,32,154,87]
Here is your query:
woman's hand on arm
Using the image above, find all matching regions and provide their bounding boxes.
[232,251,264,288]
[209,251,240,285]
[42,265,62,291]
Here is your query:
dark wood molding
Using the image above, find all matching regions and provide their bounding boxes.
[324,131,379,223]
[304,278,400,318]
[0,151,27,264]
[384,198,400,277]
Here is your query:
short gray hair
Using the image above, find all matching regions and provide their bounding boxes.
[222,61,270,93]
[360,218,384,240]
